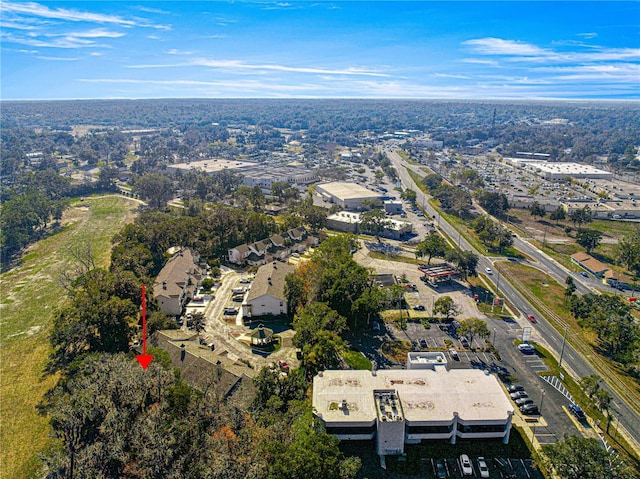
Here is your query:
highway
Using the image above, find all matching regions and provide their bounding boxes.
[384,146,640,449]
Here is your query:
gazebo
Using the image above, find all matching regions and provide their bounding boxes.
[250,324,274,346]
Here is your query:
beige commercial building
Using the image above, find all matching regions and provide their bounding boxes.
[313,367,514,455]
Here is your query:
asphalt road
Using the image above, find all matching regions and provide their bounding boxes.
[384,146,640,449]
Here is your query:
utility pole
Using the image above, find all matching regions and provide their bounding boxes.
[558,324,569,369]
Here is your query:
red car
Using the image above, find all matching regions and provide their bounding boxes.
[278,360,290,371]
[527,314,537,323]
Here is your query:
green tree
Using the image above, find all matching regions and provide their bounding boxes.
[264,406,361,479]
[579,375,601,399]
[292,302,347,349]
[615,227,640,275]
[433,296,460,321]
[570,206,593,227]
[565,275,577,302]
[458,318,490,348]
[543,435,635,479]
[422,173,443,193]
[135,173,174,209]
[550,206,566,224]
[530,201,546,219]
[576,229,603,254]
[359,209,392,238]
[445,249,479,279]
[416,232,447,264]
[476,191,509,217]
[401,188,417,205]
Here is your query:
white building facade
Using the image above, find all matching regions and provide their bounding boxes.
[313,368,514,455]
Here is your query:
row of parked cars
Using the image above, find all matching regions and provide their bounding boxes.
[507,384,540,415]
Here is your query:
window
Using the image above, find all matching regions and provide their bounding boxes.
[456,423,506,433]
[406,424,452,434]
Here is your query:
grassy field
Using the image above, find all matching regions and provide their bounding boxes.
[0,195,140,479]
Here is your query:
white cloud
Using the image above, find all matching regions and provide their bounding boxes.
[2,1,137,26]
[126,57,391,77]
[35,55,79,61]
[1,31,107,48]
[167,49,193,55]
[460,58,499,66]
[1,1,170,29]
[577,32,598,39]
[463,38,547,56]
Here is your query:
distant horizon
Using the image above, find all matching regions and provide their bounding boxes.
[2,1,639,101]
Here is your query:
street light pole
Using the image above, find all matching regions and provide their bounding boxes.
[493,328,497,345]
[558,324,568,370]
[496,267,501,296]
[539,389,546,415]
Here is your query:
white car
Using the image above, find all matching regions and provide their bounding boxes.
[485,267,493,274]
[477,457,490,478]
[460,454,473,476]
[518,343,535,353]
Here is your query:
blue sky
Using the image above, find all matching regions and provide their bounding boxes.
[1,1,639,100]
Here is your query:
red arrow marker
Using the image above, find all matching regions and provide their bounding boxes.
[136,284,153,370]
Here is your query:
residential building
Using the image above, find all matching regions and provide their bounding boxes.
[153,248,203,316]
[242,261,295,318]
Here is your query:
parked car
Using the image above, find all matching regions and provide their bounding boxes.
[239,278,252,284]
[477,457,490,478]
[278,360,290,371]
[460,454,473,476]
[419,338,427,348]
[520,404,540,415]
[527,314,537,323]
[515,397,534,407]
[413,304,426,311]
[510,391,528,400]
[232,295,244,302]
[372,321,380,331]
[569,403,586,420]
[508,384,524,393]
[435,460,447,479]
[449,348,459,360]
[224,307,238,315]
[460,336,470,348]
[518,343,535,353]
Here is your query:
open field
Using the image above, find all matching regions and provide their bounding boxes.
[0,195,139,479]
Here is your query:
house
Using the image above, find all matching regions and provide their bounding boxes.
[228,243,251,265]
[228,227,310,266]
[570,252,609,277]
[286,227,306,242]
[242,261,295,318]
[153,248,203,316]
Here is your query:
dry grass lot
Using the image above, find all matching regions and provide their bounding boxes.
[0,195,139,479]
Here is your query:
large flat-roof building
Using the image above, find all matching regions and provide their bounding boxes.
[326,211,412,240]
[506,158,613,180]
[316,182,384,211]
[167,159,317,191]
[313,368,514,456]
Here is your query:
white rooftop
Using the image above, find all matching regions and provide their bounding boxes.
[313,369,513,424]
[317,181,383,201]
